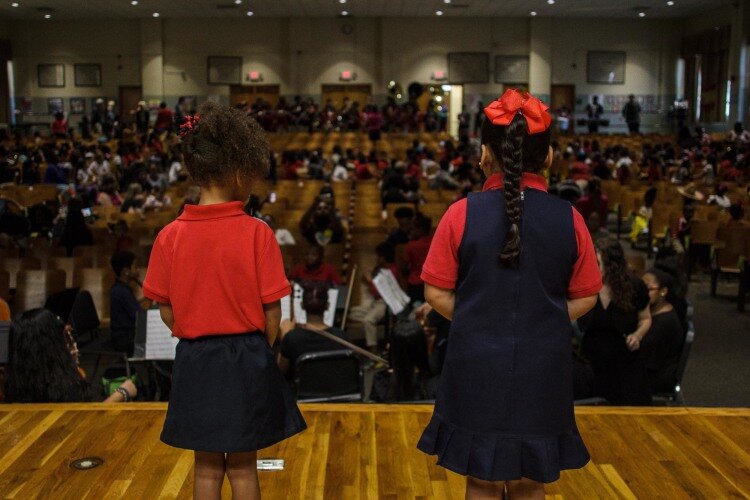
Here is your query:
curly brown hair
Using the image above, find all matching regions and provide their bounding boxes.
[181,101,269,186]
[595,236,637,311]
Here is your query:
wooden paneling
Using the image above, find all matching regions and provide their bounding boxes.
[0,404,747,499]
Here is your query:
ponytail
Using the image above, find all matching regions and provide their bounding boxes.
[493,115,526,268]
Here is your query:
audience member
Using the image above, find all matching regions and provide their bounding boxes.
[3,309,137,403]
[403,214,432,303]
[575,177,608,223]
[386,206,415,247]
[299,197,345,246]
[290,245,342,285]
[640,268,686,394]
[622,95,641,135]
[578,238,652,405]
[110,251,143,356]
[59,198,93,257]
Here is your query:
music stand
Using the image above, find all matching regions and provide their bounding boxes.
[0,321,10,364]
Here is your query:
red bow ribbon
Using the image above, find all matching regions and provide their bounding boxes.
[484,89,551,134]
[179,114,201,137]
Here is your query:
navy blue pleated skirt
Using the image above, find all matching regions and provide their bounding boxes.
[161,332,307,453]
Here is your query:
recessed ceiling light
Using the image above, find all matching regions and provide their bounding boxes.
[444,0,451,3]
[11,2,19,7]
[152,12,159,17]
[130,0,138,5]
[638,11,646,17]
[530,11,537,16]
[234,0,242,4]
[340,0,346,3]
[547,0,555,4]
[436,10,443,16]
[246,10,253,15]
[341,10,348,15]
[44,13,50,18]
[667,0,674,4]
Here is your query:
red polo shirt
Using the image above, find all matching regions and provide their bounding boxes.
[143,201,291,339]
[421,172,601,299]
[405,235,433,286]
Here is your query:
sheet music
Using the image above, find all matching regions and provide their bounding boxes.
[291,282,339,327]
[280,295,292,322]
[145,309,178,360]
[372,269,410,315]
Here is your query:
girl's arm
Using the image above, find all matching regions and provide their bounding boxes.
[567,295,598,321]
[264,300,282,346]
[159,303,175,331]
[425,283,455,321]
[626,305,652,351]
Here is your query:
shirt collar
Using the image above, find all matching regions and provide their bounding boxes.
[178,201,247,221]
[482,172,548,193]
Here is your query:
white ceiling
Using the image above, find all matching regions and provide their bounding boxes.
[0,0,736,20]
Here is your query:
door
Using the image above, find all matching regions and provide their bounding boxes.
[320,84,372,110]
[551,84,575,133]
[229,85,281,108]
[119,86,142,125]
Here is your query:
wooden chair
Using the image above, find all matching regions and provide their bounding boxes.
[48,256,93,288]
[626,255,647,277]
[711,226,750,311]
[74,268,115,325]
[0,269,9,301]
[14,269,66,314]
[686,220,718,279]
[0,257,42,289]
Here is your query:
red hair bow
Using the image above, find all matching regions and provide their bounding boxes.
[179,114,200,137]
[484,89,551,134]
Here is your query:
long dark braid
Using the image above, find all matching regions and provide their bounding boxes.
[481,113,550,268]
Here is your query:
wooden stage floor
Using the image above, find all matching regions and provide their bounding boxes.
[0,403,748,499]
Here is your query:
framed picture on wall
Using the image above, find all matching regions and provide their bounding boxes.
[587,51,625,84]
[37,64,65,88]
[75,63,102,87]
[47,97,63,115]
[207,56,242,85]
[70,97,86,115]
[448,52,489,84]
[494,56,529,85]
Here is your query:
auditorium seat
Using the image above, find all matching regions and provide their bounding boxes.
[0,257,42,289]
[0,269,9,301]
[48,256,93,288]
[14,269,66,314]
[711,226,750,310]
[74,268,115,324]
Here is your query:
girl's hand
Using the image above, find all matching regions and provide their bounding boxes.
[625,333,641,351]
[119,379,138,399]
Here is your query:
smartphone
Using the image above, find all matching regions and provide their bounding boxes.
[81,207,93,217]
[269,192,277,203]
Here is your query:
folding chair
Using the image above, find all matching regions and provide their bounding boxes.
[652,322,695,405]
[294,350,363,402]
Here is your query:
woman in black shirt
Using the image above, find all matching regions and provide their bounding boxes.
[579,238,652,405]
[640,269,685,394]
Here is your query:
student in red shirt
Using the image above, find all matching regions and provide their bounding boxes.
[404,213,433,302]
[142,103,305,500]
[154,102,174,132]
[289,245,342,285]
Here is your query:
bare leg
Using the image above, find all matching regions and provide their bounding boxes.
[226,451,260,500]
[466,476,504,499]
[194,451,225,500]
[506,477,545,500]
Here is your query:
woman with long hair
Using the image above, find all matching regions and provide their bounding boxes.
[417,90,602,499]
[4,308,136,403]
[579,237,652,405]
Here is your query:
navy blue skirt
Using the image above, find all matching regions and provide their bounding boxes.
[161,332,307,453]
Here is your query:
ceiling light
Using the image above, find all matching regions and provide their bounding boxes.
[340,0,346,3]
[11,2,19,6]
[246,10,253,15]
[234,0,242,4]
[530,11,537,16]
[44,13,50,18]
[667,0,674,4]
[341,10,348,15]
[638,11,645,17]
[444,0,451,3]
[130,0,138,5]
[152,12,159,17]
[547,0,555,4]
[436,10,443,16]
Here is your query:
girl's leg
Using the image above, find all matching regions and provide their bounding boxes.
[466,476,504,499]
[193,451,226,500]
[506,477,545,500]
[225,451,260,500]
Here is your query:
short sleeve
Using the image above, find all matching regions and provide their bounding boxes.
[257,229,292,303]
[634,278,650,311]
[142,233,172,304]
[420,199,467,290]
[568,207,603,299]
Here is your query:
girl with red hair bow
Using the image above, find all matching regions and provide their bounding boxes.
[417,89,602,498]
